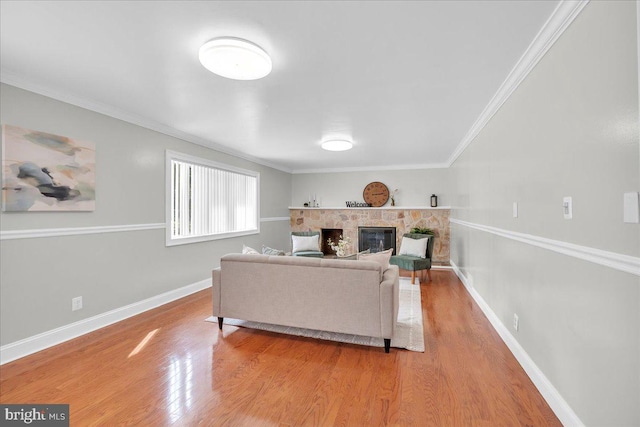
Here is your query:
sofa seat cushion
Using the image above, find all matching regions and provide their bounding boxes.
[389,255,431,271]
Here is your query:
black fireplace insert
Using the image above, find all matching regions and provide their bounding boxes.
[358,227,396,255]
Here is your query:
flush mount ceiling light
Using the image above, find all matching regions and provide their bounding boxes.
[321,139,353,151]
[199,37,272,80]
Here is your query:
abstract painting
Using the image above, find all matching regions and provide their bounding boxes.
[1,125,96,211]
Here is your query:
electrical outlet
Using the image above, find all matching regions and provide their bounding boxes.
[72,296,83,311]
[512,202,518,218]
[513,313,519,331]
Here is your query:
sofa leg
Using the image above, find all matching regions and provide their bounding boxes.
[427,269,432,282]
[384,339,391,353]
[411,271,416,285]
[218,317,224,330]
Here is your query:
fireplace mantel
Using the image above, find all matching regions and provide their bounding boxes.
[289,207,450,264]
[289,206,451,210]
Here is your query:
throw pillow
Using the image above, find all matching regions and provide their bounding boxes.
[399,236,429,258]
[292,234,320,253]
[262,245,285,256]
[358,248,393,269]
[242,244,260,255]
[356,248,371,260]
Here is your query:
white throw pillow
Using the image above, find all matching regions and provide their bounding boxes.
[358,248,393,269]
[292,234,320,253]
[242,244,260,255]
[399,236,429,258]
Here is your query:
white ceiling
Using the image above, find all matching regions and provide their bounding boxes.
[0,1,560,173]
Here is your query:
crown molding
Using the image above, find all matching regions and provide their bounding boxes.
[0,71,293,174]
[291,162,450,174]
[447,0,590,167]
[0,0,589,174]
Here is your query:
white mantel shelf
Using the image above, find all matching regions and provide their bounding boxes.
[289,206,451,210]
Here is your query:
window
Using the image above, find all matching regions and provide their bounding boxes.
[166,150,260,246]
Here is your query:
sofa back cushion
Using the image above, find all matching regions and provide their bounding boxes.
[221,253,383,280]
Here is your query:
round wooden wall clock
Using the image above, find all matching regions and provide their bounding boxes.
[363,181,390,207]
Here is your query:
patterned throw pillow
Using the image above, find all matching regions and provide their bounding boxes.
[262,245,285,256]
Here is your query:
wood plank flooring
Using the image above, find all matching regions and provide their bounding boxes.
[0,270,561,426]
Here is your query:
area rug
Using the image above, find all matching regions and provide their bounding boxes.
[206,277,425,352]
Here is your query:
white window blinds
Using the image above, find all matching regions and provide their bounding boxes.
[166,151,259,245]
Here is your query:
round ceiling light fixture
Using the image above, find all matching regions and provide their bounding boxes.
[199,37,272,80]
[321,139,353,151]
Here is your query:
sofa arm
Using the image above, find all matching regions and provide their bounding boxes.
[379,265,400,338]
[212,267,221,316]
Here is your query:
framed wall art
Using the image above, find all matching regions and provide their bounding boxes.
[1,125,96,211]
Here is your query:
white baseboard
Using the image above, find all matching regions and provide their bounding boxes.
[0,278,212,365]
[449,260,584,427]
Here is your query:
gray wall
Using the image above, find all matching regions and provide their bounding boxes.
[291,168,451,208]
[449,2,639,425]
[2,2,639,424]
[0,83,291,345]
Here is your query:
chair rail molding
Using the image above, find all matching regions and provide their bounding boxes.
[450,218,640,277]
[260,216,290,222]
[0,216,289,240]
[0,223,166,240]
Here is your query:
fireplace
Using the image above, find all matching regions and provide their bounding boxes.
[358,227,396,255]
[321,228,343,255]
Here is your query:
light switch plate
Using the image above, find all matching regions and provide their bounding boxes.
[563,196,572,219]
[512,202,518,218]
[623,192,639,223]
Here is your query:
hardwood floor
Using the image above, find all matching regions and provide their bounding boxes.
[0,270,561,426]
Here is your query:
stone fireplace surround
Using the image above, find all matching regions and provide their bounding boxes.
[290,207,450,265]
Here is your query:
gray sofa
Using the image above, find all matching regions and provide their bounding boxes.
[212,253,400,352]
